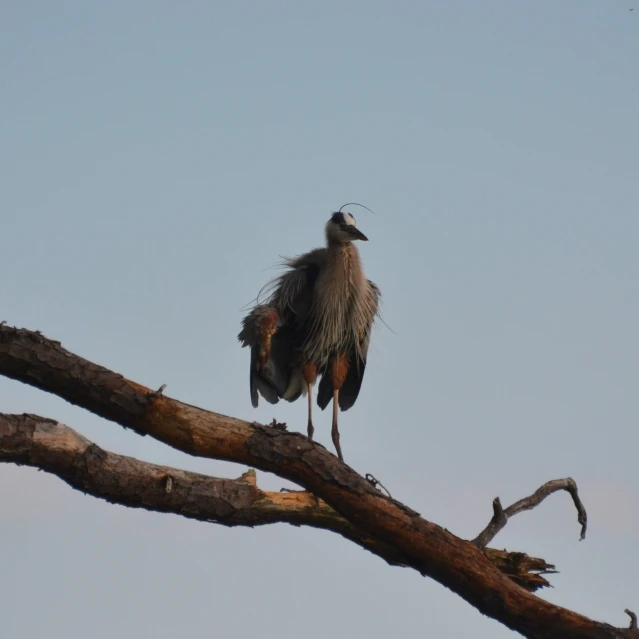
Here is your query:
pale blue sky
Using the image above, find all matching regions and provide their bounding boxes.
[1,2,638,637]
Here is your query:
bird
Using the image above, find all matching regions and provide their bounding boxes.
[238,207,380,461]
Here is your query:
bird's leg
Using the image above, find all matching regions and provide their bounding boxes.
[331,389,343,462]
[329,353,350,462]
[306,382,314,440]
[301,361,318,440]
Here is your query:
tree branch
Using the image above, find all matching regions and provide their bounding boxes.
[0,412,413,567]
[0,412,559,591]
[0,325,635,639]
[473,479,588,548]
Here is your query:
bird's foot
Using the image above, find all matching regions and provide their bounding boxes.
[269,418,287,431]
[332,426,344,461]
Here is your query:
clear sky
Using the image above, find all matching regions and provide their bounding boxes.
[1,2,638,637]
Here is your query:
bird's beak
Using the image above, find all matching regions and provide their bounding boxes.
[347,226,368,241]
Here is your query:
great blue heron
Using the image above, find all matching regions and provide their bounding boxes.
[238,208,380,461]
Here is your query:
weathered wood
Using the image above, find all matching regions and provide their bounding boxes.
[473,480,587,548]
[0,412,556,591]
[0,325,636,639]
[483,548,556,592]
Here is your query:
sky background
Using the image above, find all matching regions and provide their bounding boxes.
[1,1,638,637]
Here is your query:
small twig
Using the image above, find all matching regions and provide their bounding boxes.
[147,383,167,399]
[366,473,392,499]
[626,609,638,630]
[483,497,508,538]
[473,478,587,548]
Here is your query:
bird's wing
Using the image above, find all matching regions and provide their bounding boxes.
[238,306,288,406]
[317,280,380,411]
[268,248,327,321]
[239,248,327,407]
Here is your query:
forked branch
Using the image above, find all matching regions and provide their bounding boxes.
[0,412,414,569]
[0,324,635,639]
[473,478,588,549]
[0,412,555,590]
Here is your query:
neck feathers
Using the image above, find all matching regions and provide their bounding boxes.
[303,242,369,364]
[326,242,364,294]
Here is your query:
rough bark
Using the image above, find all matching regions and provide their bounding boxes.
[0,412,556,590]
[0,325,636,639]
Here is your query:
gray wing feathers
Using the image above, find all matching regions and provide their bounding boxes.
[267,249,327,317]
[239,248,327,407]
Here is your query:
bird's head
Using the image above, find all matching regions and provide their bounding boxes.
[325,211,368,244]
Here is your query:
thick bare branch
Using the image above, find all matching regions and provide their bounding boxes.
[0,412,558,592]
[473,479,588,549]
[0,412,412,567]
[0,412,339,527]
[0,325,635,639]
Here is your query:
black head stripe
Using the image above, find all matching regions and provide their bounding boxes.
[330,212,346,224]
